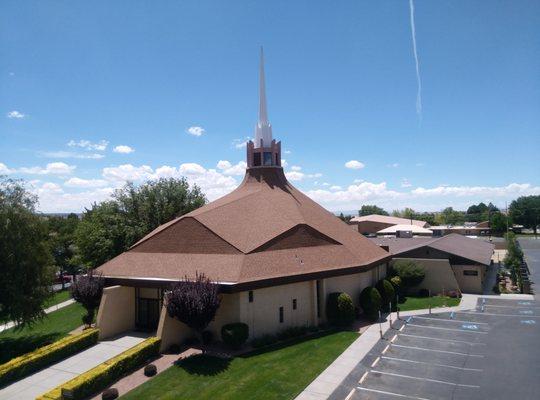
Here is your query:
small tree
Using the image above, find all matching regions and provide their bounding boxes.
[166,273,221,344]
[376,279,395,311]
[359,287,382,321]
[392,260,426,288]
[71,270,104,327]
[326,292,355,326]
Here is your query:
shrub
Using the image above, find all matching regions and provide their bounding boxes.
[201,330,213,345]
[376,280,395,311]
[326,292,355,326]
[71,270,104,327]
[447,290,461,298]
[221,323,249,349]
[359,287,382,321]
[276,326,309,341]
[389,276,402,292]
[417,288,430,298]
[144,364,157,377]
[0,328,99,387]
[392,260,426,288]
[38,337,161,400]
[250,334,278,349]
[102,388,119,400]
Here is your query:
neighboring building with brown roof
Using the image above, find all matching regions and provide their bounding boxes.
[95,51,390,348]
[371,234,494,294]
[349,214,429,235]
[430,222,491,237]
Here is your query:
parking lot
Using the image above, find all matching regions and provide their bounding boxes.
[330,297,540,400]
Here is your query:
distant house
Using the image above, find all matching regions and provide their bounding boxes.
[371,234,494,294]
[430,221,491,237]
[376,224,433,237]
[349,214,429,235]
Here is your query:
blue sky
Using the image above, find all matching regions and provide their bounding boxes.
[1,0,539,213]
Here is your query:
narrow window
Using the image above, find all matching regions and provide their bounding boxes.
[463,270,478,276]
[292,299,297,310]
[254,152,261,166]
[279,306,284,323]
[316,280,321,318]
[248,290,253,303]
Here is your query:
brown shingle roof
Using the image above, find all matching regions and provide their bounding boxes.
[370,233,494,266]
[97,167,390,288]
[350,214,428,227]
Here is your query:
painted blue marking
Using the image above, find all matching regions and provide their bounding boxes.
[450,312,455,319]
[518,302,531,305]
[406,316,412,323]
[521,320,536,325]
[519,310,533,315]
[461,324,479,330]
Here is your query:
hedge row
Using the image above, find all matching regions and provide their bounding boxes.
[0,328,99,387]
[38,336,161,400]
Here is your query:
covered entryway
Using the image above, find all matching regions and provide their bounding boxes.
[135,288,163,332]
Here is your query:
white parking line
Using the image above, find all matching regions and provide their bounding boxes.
[398,333,485,345]
[370,370,480,388]
[382,345,390,354]
[371,356,381,367]
[356,387,432,400]
[407,324,488,334]
[484,304,540,309]
[391,344,484,357]
[459,311,540,318]
[381,356,483,371]
[413,316,489,325]
[344,388,356,400]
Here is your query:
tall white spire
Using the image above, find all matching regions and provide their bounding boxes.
[254,46,273,148]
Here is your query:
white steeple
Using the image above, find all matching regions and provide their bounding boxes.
[254,47,273,148]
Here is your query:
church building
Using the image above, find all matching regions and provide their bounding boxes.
[95,50,391,350]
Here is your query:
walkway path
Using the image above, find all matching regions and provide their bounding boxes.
[0,332,147,400]
[0,299,76,333]
[295,294,487,400]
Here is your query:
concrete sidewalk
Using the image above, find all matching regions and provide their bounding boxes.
[0,299,76,333]
[294,294,481,400]
[0,332,147,400]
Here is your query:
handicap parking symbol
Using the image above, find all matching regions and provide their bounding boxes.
[521,320,536,325]
[519,310,533,315]
[461,324,478,330]
[518,302,531,305]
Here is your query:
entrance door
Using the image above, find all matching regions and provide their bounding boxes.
[135,296,161,331]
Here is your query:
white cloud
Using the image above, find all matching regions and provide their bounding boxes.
[41,151,104,159]
[102,164,154,182]
[387,163,399,168]
[0,162,13,174]
[68,139,108,151]
[186,126,205,137]
[345,160,365,170]
[284,150,292,154]
[281,159,288,168]
[7,110,25,119]
[286,171,304,181]
[401,178,412,188]
[330,185,342,191]
[216,160,247,176]
[64,177,109,188]
[291,165,302,171]
[411,183,540,198]
[17,162,76,176]
[32,182,115,213]
[113,145,135,154]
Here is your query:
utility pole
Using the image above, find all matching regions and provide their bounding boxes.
[506,201,509,235]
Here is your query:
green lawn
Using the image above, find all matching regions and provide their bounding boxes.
[122,331,359,400]
[398,295,460,312]
[43,289,72,308]
[0,302,86,364]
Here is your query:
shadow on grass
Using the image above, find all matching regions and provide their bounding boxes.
[175,354,231,376]
[0,333,60,364]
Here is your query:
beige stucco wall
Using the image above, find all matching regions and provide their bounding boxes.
[96,285,135,340]
[452,264,485,294]
[156,303,193,352]
[392,258,460,295]
[239,281,316,338]
[324,269,376,308]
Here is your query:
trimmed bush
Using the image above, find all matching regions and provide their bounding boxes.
[389,276,402,292]
[376,280,395,311]
[37,337,161,400]
[359,287,382,321]
[144,364,157,377]
[201,330,213,345]
[0,328,99,387]
[417,288,430,298]
[326,292,355,326]
[276,326,309,341]
[102,388,119,400]
[392,260,426,288]
[221,323,249,349]
[250,334,278,349]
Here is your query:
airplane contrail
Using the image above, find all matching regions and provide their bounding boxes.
[409,0,422,122]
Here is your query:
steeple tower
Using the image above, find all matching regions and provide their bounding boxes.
[247,47,281,168]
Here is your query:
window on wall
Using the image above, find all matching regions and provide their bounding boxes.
[292,299,297,310]
[248,291,253,303]
[263,152,273,166]
[464,270,478,276]
[279,306,284,323]
[316,280,321,318]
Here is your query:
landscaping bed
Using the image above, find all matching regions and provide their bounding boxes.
[121,331,358,400]
[0,302,86,364]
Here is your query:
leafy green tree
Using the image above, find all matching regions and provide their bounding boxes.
[391,260,425,288]
[0,178,53,326]
[490,211,509,235]
[48,213,81,288]
[338,212,352,222]
[75,178,206,268]
[434,207,465,225]
[510,195,540,235]
[359,205,389,216]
